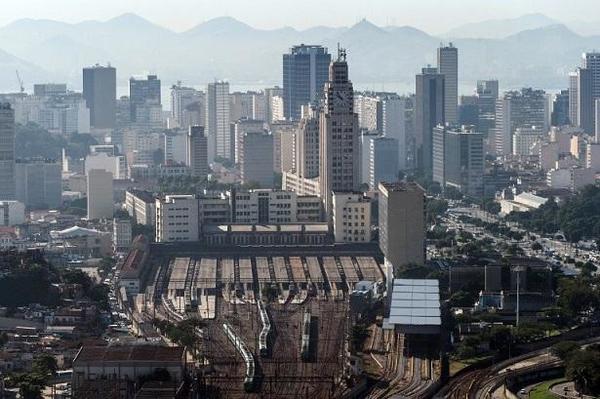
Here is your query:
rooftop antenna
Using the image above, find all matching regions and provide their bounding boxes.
[15,70,24,94]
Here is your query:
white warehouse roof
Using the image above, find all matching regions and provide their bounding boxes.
[387,279,441,326]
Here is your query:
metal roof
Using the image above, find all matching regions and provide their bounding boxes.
[388,279,441,326]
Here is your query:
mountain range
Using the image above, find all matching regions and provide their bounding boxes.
[0,13,598,94]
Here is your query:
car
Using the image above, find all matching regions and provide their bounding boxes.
[519,388,526,394]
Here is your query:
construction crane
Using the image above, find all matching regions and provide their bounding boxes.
[15,70,24,93]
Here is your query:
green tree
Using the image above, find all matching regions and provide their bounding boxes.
[551,341,580,361]
[566,349,600,395]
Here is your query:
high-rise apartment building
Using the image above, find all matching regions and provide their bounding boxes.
[83,65,116,129]
[378,182,425,273]
[437,44,458,125]
[283,45,331,120]
[319,48,360,216]
[206,81,231,162]
[0,103,15,200]
[87,169,114,220]
[15,159,62,209]
[271,121,297,174]
[415,67,445,175]
[186,126,208,180]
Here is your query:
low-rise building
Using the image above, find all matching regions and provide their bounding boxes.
[125,190,156,226]
[202,223,330,246]
[155,195,199,242]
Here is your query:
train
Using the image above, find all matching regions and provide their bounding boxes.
[222,322,257,392]
[257,300,271,357]
[300,309,311,362]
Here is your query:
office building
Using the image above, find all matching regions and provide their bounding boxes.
[437,44,458,125]
[113,218,132,253]
[596,99,600,141]
[163,130,188,164]
[233,118,264,163]
[513,126,544,156]
[170,83,205,129]
[493,88,547,156]
[230,91,254,122]
[369,137,399,190]
[432,125,446,187]
[155,195,199,242]
[444,127,485,197]
[476,80,499,136]
[271,120,296,173]
[355,94,381,132]
[378,182,425,273]
[15,159,62,209]
[85,152,127,180]
[186,126,208,180]
[569,72,579,127]
[415,67,445,174]
[381,95,407,170]
[33,83,67,97]
[0,201,25,226]
[83,65,116,129]
[576,68,594,134]
[283,45,331,120]
[87,169,114,220]
[230,189,322,224]
[319,48,360,216]
[240,132,274,188]
[206,81,231,161]
[0,103,15,200]
[125,189,156,226]
[551,90,570,126]
[296,108,320,178]
[129,74,161,122]
[332,192,371,243]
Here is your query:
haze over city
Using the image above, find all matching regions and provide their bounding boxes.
[1,1,600,399]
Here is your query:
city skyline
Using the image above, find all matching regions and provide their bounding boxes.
[1,1,599,34]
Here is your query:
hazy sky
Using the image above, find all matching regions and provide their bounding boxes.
[1,0,599,33]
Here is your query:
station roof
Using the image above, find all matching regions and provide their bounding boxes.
[388,279,441,326]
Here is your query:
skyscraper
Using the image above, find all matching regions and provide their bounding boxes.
[551,90,570,127]
[577,68,594,134]
[319,48,360,216]
[493,88,547,156]
[83,65,116,129]
[476,80,499,135]
[583,52,600,100]
[186,126,208,180]
[87,169,114,220]
[381,95,407,170]
[0,103,15,200]
[129,74,161,122]
[240,132,274,188]
[283,45,331,121]
[369,137,399,190]
[569,71,579,127]
[415,67,445,175]
[206,81,231,162]
[378,182,425,273]
[437,43,458,125]
[15,158,62,209]
[296,109,320,179]
[444,127,484,198]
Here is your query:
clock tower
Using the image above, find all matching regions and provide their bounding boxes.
[319,46,360,218]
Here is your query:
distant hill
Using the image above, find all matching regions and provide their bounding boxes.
[443,13,559,39]
[0,13,597,93]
